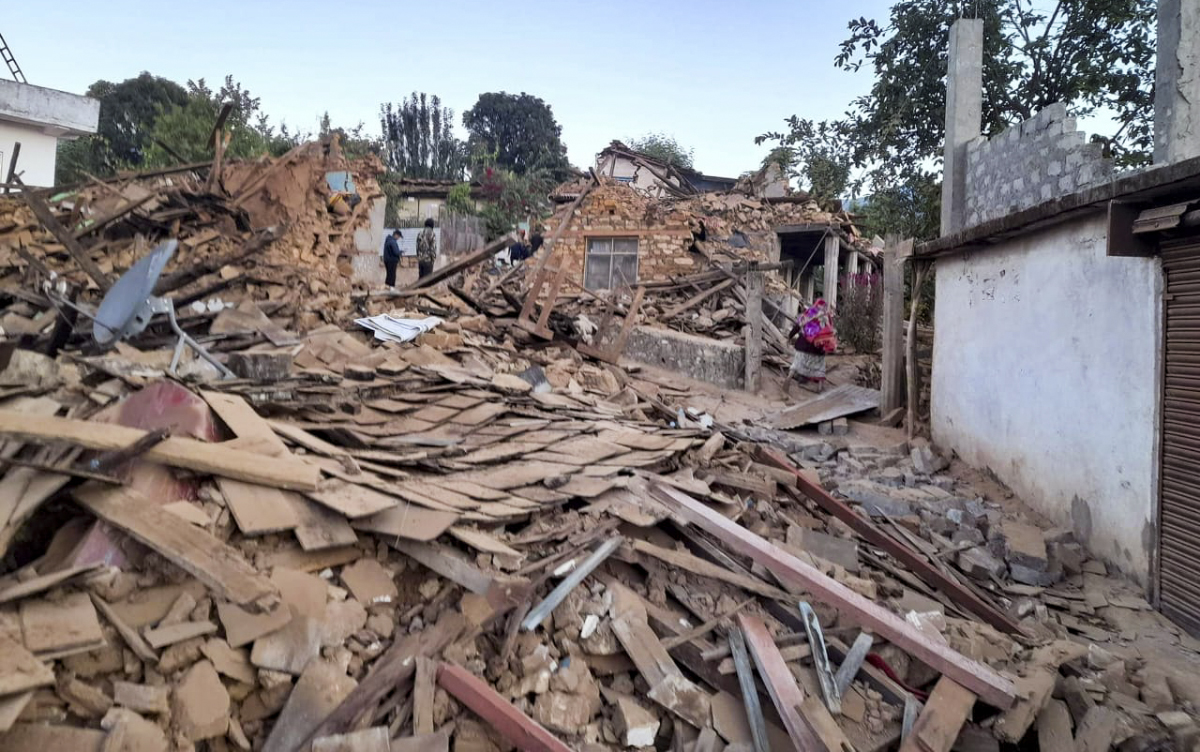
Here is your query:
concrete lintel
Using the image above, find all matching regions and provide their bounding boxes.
[0,79,99,137]
[623,326,744,390]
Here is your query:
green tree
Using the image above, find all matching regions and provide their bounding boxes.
[627,133,694,169]
[319,112,380,160]
[380,94,465,180]
[445,182,475,215]
[142,76,273,168]
[756,119,851,201]
[759,0,1156,239]
[855,174,943,241]
[55,72,189,183]
[477,165,554,240]
[463,92,570,180]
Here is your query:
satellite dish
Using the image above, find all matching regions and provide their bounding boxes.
[90,239,234,379]
[94,239,176,346]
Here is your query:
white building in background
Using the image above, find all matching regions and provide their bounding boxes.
[0,78,99,187]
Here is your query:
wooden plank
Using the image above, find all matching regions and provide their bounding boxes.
[302,612,468,743]
[0,411,320,491]
[649,482,1017,710]
[305,479,398,519]
[0,723,105,752]
[262,659,358,752]
[218,478,300,535]
[627,539,792,600]
[608,582,710,729]
[268,420,349,458]
[661,278,735,320]
[737,614,826,752]
[769,384,881,429]
[413,657,436,735]
[0,564,98,604]
[287,492,358,551]
[0,635,54,695]
[352,503,459,541]
[143,620,217,649]
[436,662,572,752]
[201,391,289,455]
[758,448,1025,636]
[19,590,104,655]
[898,677,976,752]
[21,188,110,289]
[89,593,157,662]
[73,483,279,609]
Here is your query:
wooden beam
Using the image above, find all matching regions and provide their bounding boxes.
[660,278,734,319]
[880,239,911,414]
[405,233,515,291]
[647,482,1017,709]
[737,614,825,752]
[0,410,320,491]
[19,183,110,289]
[436,663,572,752]
[73,483,278,609]
[744,270,764,393]
[822,234,839,310]
[757,448,1026,636]
[898,677,976,752]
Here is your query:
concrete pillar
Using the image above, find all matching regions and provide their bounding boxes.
[847,251,860,278]
[803,271,815,304]
[823,234,840,309]
[744,270,764,393]
[1155,0,1200,164]
[941,19,983,236]
[880,239,912,415]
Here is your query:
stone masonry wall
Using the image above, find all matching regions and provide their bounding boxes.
[963,103,1114,229]
[545,183,698,287]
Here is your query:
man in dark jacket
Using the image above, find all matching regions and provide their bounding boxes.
[382,229,402,288]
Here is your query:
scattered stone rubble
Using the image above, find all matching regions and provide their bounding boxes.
[0,145,1193,752]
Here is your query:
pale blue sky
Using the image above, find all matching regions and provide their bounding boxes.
[6,1,895,177]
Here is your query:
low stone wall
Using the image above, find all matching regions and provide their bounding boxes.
[623,326,743,390]
[964,103,1114,229]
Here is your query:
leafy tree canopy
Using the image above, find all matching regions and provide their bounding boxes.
[758,0,1156,239]
[380,93,466,180]
[463,92,570,180]
[627,133,694,169]
[142,76,279,168]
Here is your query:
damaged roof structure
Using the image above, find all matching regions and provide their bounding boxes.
[0,29,1196,752]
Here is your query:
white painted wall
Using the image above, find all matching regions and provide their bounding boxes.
[933,215,1162,582]
[0,122,61,187]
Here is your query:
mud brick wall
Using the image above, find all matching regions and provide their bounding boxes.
[964,103,1114,229]
[545,183,698,287]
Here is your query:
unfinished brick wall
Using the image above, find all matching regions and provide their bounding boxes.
[963,103,1114,229]
[545,183,698,288]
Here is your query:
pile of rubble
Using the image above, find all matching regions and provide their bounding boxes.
[0,151,1194,752]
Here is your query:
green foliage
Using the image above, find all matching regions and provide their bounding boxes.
[758,0,1156,237]
[463,92,570,180]
[855,173,943,241]
[627,133,694,169]
[836,272,884,353]
[477,166,554,240]
[380,94,465,180]
[319,113,379,160]
[445,183,475,215]
[55,72,189,184]
[142,76,274,168]
[756,119,850,200]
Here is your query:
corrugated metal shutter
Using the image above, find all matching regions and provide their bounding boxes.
[1160,240,1200,636]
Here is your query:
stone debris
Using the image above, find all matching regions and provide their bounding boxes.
[0,150,1191,752]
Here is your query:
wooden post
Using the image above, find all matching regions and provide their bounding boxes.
[822,234,840,309]
[906,259,930,439]
[881,238,912,415]
[803,271,815,305]
[744,269,764,393]
[847,250,860,277]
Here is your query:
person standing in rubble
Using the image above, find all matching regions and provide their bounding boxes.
[417,218,437,279]
[787,299,837,394]
[382,229,402,289]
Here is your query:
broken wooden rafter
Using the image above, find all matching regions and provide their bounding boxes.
[647,481,1018,709]
[18,181,110,290]
[0,410,320,491]
[757,447,1026,636]
[437,662,572,752]
[737,613,826,752]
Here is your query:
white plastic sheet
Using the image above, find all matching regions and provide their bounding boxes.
[354,315,443,344]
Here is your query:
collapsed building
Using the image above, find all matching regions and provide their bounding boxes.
[0,25,1195,751]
